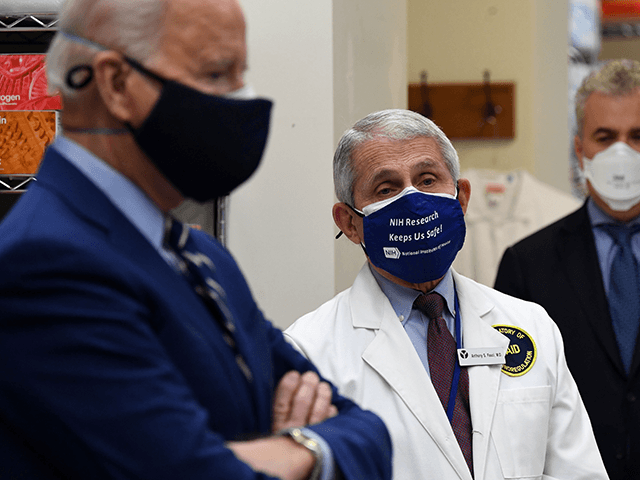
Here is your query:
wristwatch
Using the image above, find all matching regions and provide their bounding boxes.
[280,427,323,480]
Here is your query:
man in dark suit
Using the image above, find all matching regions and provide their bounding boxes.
[0,0,392,479]
[495,59,640,480]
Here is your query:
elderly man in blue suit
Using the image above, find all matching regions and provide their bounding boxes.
[0,0,392,479]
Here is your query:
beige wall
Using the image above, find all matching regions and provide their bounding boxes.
[229,0,336,330]
[229,0,407,328]
[333,0,408,293]
[533,1,573,192]
[601,37,640,61]
[408,0,572,193]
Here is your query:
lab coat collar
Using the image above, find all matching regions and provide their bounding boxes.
[350,263,394,330]
[350,265,509,480]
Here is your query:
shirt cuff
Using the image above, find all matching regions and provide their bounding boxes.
[300,427,336,480]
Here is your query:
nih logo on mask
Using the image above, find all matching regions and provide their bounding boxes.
[383,247,401,259]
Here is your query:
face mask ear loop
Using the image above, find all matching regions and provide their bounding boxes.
[124,57,167,85]
[122,57,168,136]
[334,234,369,259]
[335,203,365,239]
[337,204,368,256]
[345,203,365,217]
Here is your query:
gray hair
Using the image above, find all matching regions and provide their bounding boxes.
[333,109,460,206]
[575,59,640,138]
[46,0,167,98]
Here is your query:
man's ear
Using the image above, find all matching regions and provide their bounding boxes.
[91,51,139,124]
[333,203,363,245]
[574,135,585,169]
[457,178,471,215]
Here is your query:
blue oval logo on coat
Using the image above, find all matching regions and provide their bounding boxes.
[492,325,537,377]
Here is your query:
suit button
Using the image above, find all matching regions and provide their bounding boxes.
[627,392,637,402]
[616,452,625,460]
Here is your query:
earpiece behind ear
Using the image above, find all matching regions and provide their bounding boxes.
[66,65,94,89]
[332,203,364,245]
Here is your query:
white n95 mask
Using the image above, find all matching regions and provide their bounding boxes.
[582,141,640,211]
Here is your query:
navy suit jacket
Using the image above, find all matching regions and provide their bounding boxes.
[494,202,640,480]
[0,147,392,479]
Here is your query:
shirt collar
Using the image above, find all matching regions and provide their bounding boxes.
[369,264,456,320]
[51,136,166,253]
[586,196,640,228]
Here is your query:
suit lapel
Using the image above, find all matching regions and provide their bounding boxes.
[453,272,510,480]
[352,266,473,479]
[556,204,624,374]
[36,147,125,236]
[36,148,270,429]
[36,148,188,298]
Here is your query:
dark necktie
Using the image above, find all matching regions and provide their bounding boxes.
[601,223,640,373]
[414,292,473,476]
[163,216,253,383]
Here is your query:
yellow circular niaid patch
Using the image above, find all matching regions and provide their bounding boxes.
[492,325,537,377]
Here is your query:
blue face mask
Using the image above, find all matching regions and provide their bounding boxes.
[350,186,466,284]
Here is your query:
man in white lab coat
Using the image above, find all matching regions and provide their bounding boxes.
[284,109,608,480]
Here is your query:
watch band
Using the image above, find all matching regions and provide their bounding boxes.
[280,427,323,480]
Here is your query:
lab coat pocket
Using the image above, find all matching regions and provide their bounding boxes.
[491,385,551,479]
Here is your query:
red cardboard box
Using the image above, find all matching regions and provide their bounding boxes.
[0,54,62,111]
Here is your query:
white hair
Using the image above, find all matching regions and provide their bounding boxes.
[47,0,167,98]
[333,109,460,206]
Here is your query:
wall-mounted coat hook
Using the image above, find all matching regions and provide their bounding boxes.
[420,70,433,119]
[482,70,497,125]
[408,70,514,140]
[481,70,504,128]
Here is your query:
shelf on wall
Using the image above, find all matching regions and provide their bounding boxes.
[0,11,57,201]
[0,15,58,31]
[0,9,224,240]
[0,175,37,193]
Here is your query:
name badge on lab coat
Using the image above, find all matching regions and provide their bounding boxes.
[457,347,505,366]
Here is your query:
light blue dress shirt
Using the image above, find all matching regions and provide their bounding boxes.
[51,136,335,479]
[370,264,459,376]
[54,136,167,255]
[587,198,640,295]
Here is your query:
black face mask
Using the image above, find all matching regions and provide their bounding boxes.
[121,58,273,202]
[65,52,273,202]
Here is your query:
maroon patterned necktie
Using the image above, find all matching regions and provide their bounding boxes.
[414,292,473,477]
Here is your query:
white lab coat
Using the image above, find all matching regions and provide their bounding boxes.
[453,169,582,287]
[284,265,608,480]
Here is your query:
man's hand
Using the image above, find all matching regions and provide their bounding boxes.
[227,371,337,480]
[272,370,338,433]
[228,436,315,480]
